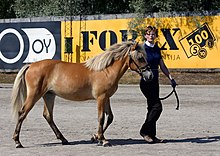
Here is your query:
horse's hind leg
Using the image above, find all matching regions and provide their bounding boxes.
[13,110,27,148]
[43,93,69,145]
[13,95,40,148]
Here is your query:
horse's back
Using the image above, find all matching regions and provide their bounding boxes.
[26,59,63,79]
[25,59,94,100]
[27,59,87,76]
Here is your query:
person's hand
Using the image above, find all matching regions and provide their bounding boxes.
[170,79,177,88]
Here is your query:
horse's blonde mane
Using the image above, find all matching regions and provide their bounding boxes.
[85,41,137,71]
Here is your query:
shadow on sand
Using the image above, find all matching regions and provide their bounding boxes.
[40,136,220,147]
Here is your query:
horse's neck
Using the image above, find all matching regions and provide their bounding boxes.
[105,58,128,82]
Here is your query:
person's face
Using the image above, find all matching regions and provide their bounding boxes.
[144,30,156,43]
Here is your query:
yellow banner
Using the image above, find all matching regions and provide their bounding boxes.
[61,15,220,68]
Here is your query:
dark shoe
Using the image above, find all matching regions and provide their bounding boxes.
[140,133,154,143]
[153,137,164,143]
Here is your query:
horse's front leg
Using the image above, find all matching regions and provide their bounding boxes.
[103,98,113,132]
[93,96,111,147]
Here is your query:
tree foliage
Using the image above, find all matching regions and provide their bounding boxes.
[0,0,220,19]
[13,0,132,18]
[0,0,16,19]
[14,0,66,17]
[130,0,220,13]
[128,0,220,41]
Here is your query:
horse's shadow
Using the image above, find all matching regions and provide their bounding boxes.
[41,136,220,147]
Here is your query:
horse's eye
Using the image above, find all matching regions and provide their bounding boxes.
[138,57,145,63]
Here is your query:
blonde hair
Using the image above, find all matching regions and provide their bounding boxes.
[84,41,144,71]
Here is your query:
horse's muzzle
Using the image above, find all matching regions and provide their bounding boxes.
[141,69,154,81]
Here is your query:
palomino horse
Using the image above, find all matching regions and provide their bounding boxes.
[11,41,153,148]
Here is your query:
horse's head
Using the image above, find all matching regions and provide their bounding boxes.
[128,42,153,81]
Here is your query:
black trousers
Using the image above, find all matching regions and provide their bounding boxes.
[139,78,162,138]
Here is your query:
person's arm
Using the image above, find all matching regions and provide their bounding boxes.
[159,59,177,87]
[159,59,172,80]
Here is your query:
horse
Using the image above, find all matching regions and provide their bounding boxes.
[11,41,153,148]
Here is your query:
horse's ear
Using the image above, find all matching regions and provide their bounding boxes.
[132,41,139,51]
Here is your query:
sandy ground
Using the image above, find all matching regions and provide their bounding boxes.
[0,84,220,156]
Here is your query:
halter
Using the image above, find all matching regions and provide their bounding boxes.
[128,50,150,79]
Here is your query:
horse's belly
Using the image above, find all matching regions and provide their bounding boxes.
[58,92,94,101]
[54,88,94,101]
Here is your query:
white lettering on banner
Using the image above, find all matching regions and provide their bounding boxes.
[0,28,24,64]
[22,28,56,63]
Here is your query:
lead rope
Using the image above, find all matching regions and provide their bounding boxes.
[160,87,180,110]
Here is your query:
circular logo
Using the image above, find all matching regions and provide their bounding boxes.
[198,48,207,59]
[190,43,200,56]
[206,39,214,48]
[0,28,24,64]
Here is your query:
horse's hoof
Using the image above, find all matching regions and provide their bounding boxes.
[91,134,98,142]
[103,141,112,147]
[15,143,24,148]
[97,140,103,146]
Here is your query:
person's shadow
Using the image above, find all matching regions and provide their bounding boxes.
[40,136,220,147]
[104,136,220,145]
[164,136,220,144]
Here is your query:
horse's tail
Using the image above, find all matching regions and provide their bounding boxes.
[11,64,30,121]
